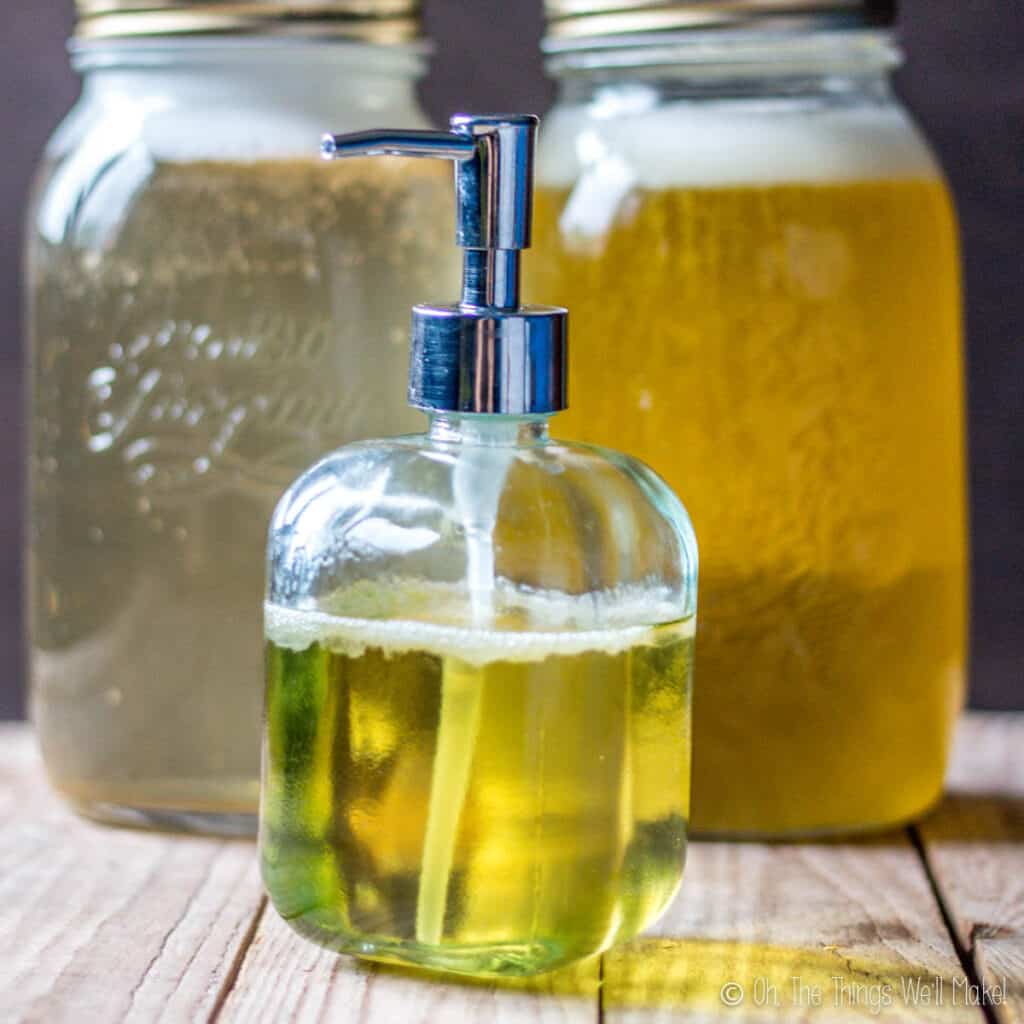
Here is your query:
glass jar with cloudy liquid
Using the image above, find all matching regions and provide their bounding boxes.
[27,2,455,833]
[531,1,967,836]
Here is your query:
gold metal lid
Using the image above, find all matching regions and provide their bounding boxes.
[74,0,421,42]
[545,1,896,42]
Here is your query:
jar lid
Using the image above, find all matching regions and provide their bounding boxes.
[545,1,896,43]
[74,0,421,42]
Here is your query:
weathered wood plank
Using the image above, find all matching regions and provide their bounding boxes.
[0,726,264,1024]
[217,907,599,1023]
[603,834,981,1022]
[918,712,1024,1024]
[2,714,1017,1024]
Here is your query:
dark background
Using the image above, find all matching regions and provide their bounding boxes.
[0,1,1020,717]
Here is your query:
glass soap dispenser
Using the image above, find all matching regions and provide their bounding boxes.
[260,114,698,977]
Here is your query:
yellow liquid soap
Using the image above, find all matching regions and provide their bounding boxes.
[260,588,694,977]
[531,178,966,836]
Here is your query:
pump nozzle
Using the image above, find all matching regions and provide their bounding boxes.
[321,114,568,416]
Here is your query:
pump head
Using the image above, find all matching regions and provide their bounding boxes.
[322,114,568,416]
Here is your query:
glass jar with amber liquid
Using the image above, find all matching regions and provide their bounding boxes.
[531,0,967,836]
[27,1,456,833]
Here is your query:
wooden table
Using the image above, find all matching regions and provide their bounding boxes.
[1,713,1021,1023]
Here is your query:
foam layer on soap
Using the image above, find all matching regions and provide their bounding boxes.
[265,581,693,665]
[537,101,939,189]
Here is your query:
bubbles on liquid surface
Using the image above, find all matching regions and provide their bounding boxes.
[266,581,693,666]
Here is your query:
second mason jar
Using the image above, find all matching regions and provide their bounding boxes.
[28,1,456,833]
[530,0,967,836]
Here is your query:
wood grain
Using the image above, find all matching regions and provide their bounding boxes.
[216,904,599,1024]
[1,715,1020,1023]
[918,713,1024,1024]
[603,835,981,1022]
[0,726,264,1024]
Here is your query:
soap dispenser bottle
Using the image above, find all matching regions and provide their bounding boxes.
[260,115,698,977]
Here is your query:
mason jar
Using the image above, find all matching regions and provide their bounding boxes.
[530,0,967,836]
[27,0,456,833]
